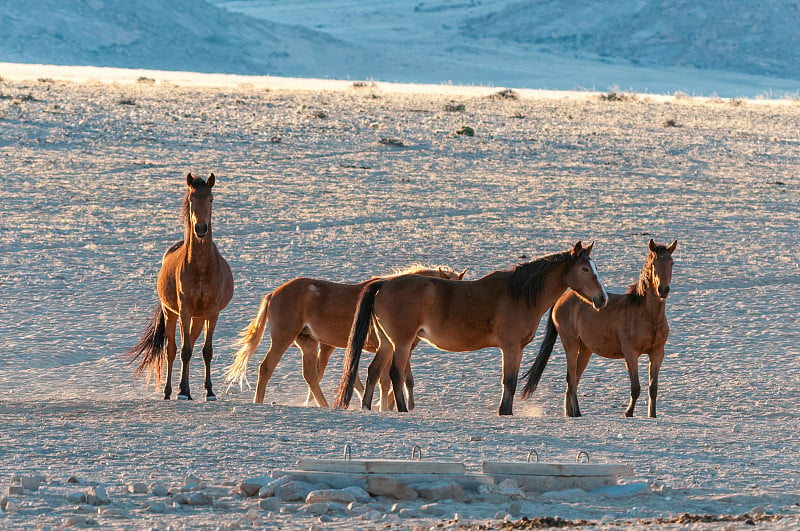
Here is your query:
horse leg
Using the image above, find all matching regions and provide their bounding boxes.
[163,310,178,400]
[177,310,196,400]
[623,350,641,417]
[253,334,294,404]
[404,359,415,411]
[200,315,219,401]
[647,348,665,418]
[297,336,328,407]
[389,340,414,413]
[562,335,582,417]
[306,344,335,405]
[362,327,392,411]
[498,344,523,415]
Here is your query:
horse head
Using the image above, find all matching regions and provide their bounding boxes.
[185,172,215,240]
[648,239,677,299]
[566,241,608,310]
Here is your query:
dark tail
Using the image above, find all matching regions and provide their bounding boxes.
[126,304,167,390]
[333,280,385,409]
[520,308,558,400]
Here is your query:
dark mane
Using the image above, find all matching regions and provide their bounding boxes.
[509,251,573,306]
[625,243,669,304]
[181,177,210,221]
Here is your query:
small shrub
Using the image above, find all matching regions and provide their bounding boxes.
[454,125,475,136]
[310,110,327,119]
[600,91,636,102]
[137,77,156,85]
[378,137,404,146]
[663,118,680,127]
[489,88,518,100]
[444,101,465,112]
[118,97,137,106]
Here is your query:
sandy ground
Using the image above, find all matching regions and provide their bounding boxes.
[1,74,799,529]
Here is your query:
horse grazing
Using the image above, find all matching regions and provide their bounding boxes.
[224,265,466,409]
[334,242,608,416]
[127,173,234,401]
[520,239,676,418]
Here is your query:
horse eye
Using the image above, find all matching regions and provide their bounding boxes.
[582,266,590,272]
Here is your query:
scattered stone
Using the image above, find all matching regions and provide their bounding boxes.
[67,476,83,484]
[146,502,168,514]
[4,501,20,513]
[508,500,522,517]
[366,477,418,501]
[258,475,292,498]
[275,480,318,502]
[20,474,46,491]
[181,482,203,492]
[495,479,524,498]
[306,489,356,505]
[150,482,169,497]
[240,476,273,497]
[0,495,7,510]
[186,491,213,506]
[420,503,447,516]
[63,515,89,526]
[342,486,372,503]
[66,491,86,504]
[245,508,260,521]
[494,511,510,520]
[412,481,463,501]
[318,514,333,523]
[7,485,24,496]
[98,506,126,517]
[304,502,329,516]
[86,486,109,506]
[398,507,421,518]
[259,497,279,511]
[361,509,382,521]
[128,482,147,494]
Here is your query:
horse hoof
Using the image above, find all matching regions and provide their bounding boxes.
[177,394,190,401]
[206,395,217,402]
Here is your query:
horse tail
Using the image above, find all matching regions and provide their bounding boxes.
[520,307,558,400]
[333,280,385,409]
[126,304,167,389]
[224,292,272,390]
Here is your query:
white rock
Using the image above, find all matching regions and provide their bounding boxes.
[63,515,88,526]
[66,491,86,503]
[258,475,292,498]
[342,486,372,503]
[239,475,273,497]
[508,500,522,516]
[149,482,169,497]
[259,497,279,511]
[420,503,447,516]
[186,491,213,506]
[128,482,147,494]
[366,477,418,501]
[275,480,318,502]
[4,501,21,513]
[245,508,260,521]
[495,479,524,498]
[411,481,463,501]
[305,489,356,505]
[0,495,7,510]
[304,502,329,515]
[147,502,168,514]
[20,474,46,491]
[86,486,109,506]
[361,509,382,521]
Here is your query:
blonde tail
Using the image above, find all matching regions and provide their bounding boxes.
[225,293,271,391]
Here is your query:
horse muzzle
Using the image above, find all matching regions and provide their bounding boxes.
[658,285,670,299]
[194,223,209,239]
[592,293,608,310]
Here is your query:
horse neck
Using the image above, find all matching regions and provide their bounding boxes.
[639,263,667,318]
[183,224,215,265]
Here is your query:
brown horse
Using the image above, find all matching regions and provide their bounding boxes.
[334,242,608,415]
[127,173,234,401]
[521,239,676,418]
[224,265,466,409]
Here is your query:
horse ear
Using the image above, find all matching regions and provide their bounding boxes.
[583,241,594,255]
[667,240,678,254]
[458,268,467,280]
[648,239,658,252]
[186,172,194,187]
[572,241,583,254]
[438,266,445,277]
[207,173,216,188]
